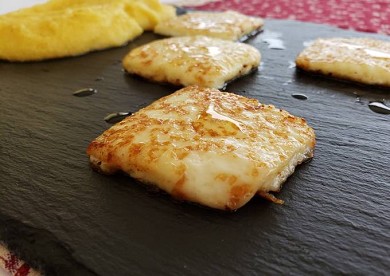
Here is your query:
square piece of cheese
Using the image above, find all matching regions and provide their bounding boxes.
[154,10,264,41]
[122,36,261,89]
[87,86,316,210]
[296,37,390,87]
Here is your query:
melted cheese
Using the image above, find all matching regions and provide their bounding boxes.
[296,37,390,86]
[122,36,261,88]
[154,10,264,41]
[87,86,316,210]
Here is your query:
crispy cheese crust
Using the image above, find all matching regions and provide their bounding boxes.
[296,37,390,87]
[122,36,261,89]
[87,86,316,210]
[0,0,175,62]
[154,10,264,41]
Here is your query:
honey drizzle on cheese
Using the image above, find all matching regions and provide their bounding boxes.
[206,102,242,131]
[364,49,390,59]
[154,11,264,41]
[322,40,390,60]
[296,37,390,86]
[123,36,261,88]
[87,86,316,210]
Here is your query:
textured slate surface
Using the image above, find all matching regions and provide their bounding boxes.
[0,20,389,275]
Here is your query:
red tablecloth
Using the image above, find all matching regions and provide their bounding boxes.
[188,0,390,35]
[0,245,39,276]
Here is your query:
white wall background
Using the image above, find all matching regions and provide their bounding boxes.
[0,0,47,14]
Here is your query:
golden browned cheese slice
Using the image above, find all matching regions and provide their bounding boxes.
[122,36,261,88]
[296,37,390,87]
[154,10,264,41]
[87,86,316,210]
[0,0,175,61]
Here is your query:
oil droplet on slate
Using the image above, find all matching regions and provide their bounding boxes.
[261,30,285,50]
[104,112,132,124]
[355,96,364,104]
[353,92,364,104]
[303,40,314,47]
[291,93,308,100]
[259,62,265,71]
[238,28,263,42]
[368,101,390,114]
[73,88,97,97]
[288,61,296,69]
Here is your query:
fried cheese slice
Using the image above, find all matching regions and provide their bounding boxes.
[122,36,261,89]
[154,10,264,41]
[87,86,316,210]
[296,37,390,87]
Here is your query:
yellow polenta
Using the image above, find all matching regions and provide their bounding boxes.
[0,0,175,61]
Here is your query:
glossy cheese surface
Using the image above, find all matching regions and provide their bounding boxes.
[87,86,316,210]
[154,10,264,41]
[122,36,261,88]
[296,37,390,86]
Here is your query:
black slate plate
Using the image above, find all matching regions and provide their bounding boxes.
[1,20,389,275]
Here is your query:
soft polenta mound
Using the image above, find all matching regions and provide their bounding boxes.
[0,0,176,62]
